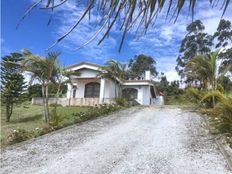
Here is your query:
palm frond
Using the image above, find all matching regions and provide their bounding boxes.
[18,0,230,51]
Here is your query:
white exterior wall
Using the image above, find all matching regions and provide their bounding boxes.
[65,63,155,105]
[77,69,99,78]
[104,79,120,98]
[122,85,151,105]
[142,86,151,105]
[67,79,119,100]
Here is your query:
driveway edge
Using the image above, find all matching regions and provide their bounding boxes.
[202,115,232,170]
[1,106,142,151]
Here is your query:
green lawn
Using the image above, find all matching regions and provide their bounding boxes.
[1,103,90,147]
[166,95,194,106]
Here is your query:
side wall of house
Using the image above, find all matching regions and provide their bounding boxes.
[104,79,120,99]
[142,86,151,105]
[121,85,151,105]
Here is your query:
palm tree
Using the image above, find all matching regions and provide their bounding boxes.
[187,49,220,90]
[187,49,221,106]
[99,59,126,98]
[57,69,80,106]
[22,49,59,122]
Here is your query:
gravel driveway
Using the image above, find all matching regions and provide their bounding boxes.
[1,106,231,174]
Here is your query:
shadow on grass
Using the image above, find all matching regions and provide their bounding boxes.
[11,114,43,123]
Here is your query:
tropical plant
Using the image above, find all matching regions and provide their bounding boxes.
[184,87,205,105]
[187,49,221,90]
[201,91,232,123]
[18,0,229,51]
[186,49,222,106]
[99,59,126,98]
[22,49,59,122]
[56,68,80,106]
[1,53,27,122]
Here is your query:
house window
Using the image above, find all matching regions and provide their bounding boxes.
[72,89,76,98]
[122,88,138,100]
[84,82,100,98]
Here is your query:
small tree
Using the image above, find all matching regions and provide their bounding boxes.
[1,53,27,122]
[22,50,59,122]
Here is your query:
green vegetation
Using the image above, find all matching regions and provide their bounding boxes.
[1,53,27,122]
[1,103,125,147]
[22,50,61,122]
[127,54,158,80]
[1,103,89,146]
[28,83,67,98]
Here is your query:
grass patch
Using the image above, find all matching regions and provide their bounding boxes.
[1,103,90,147]
[166,95,194,106]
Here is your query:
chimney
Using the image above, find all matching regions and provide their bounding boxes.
[145,70,151,80]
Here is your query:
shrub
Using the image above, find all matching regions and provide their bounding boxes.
[33,124,55,137]
[184,87,205,105]
[7,129,33,144]
[49,106,63,128]
[115,98,129,107]
[72,104,122,122]
[49,103,62,107]
[217,122,232,133]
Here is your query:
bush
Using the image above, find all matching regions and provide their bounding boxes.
[184,87,205,105]
[49,103,62,107]
[7,129,33,144]
[48,106,63,128]
[217,122,232,133]
[115,98,129,107]
[33,124,55,137]
[72,104,122,122]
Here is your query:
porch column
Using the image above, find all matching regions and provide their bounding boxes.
[99,78,105,104]
[67,83,73,98]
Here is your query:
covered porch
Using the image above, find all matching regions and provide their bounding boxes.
[66,77,116,106]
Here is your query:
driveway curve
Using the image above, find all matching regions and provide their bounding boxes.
[1,106,231,174]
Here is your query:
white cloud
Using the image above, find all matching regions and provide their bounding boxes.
[48,1,118,61]
[43,0,232,81]
[165,70,180,82]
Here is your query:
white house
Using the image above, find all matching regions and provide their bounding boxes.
[64,62,158,106]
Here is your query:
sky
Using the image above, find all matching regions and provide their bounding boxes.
[1,0,232,81]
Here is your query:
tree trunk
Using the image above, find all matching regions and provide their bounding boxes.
[212,79,216,108]
[45,85,50,120]
[42,85,48,122]
[5,97,13,122]
[55,82,62,105]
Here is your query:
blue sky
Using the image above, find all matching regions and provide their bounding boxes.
[1,0,232,81]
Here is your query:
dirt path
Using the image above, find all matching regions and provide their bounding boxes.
[1,106,231,174]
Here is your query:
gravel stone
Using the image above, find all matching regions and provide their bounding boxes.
[1,106,231,174]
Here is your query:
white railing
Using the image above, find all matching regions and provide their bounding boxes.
[31,97,115,106]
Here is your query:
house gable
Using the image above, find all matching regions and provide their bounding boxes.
[65,62,102,79]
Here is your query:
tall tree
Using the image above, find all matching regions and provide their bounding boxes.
[18,0,230,51]
[128,54,158,80]
[22,50,59,122]
[213,19,232,74]
[176,20,213,79]
[214,19,232,48]
[1,53,27,122]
